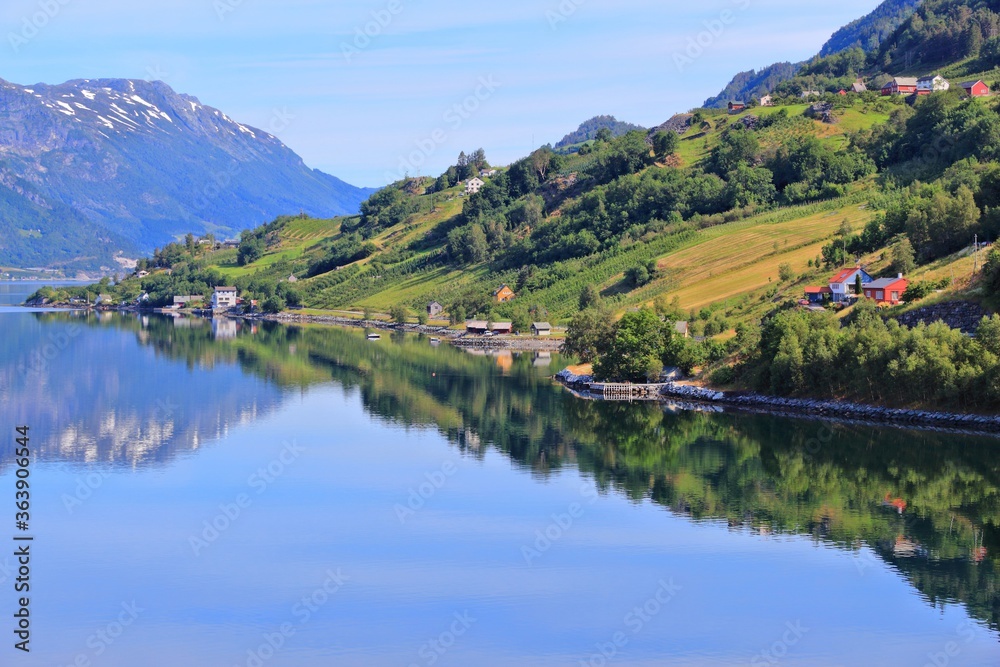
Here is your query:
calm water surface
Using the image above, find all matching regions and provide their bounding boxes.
[0,303,998,666]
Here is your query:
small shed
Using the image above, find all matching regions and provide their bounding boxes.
[531,322,552,336]
[960,80,990,98]
[674,321,690,338]
[427,301,444,318]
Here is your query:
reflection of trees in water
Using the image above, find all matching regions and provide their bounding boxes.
[11,311,999,629]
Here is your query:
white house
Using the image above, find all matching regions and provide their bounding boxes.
[465,178,485,195]
[759,95,773,107]
[211,286,238,310]
[917,75,949,94]
[531,322,552,337]
[481,169,498,178]
[828,267,873,303]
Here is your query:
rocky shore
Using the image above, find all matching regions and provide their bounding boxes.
[555,370,1000,436]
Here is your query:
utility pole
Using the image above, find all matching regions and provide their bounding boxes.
[974,234,979,274]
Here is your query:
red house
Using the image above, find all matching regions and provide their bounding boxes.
[881,77,918,96]
[960,80,990,98]
[728,101,746,114]
[863,275,908,305]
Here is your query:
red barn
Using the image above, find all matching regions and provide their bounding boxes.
[960,80,990,98]
[863,275,908,305]
[881,77,918,96]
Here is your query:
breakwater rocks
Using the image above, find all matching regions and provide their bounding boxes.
[894,301,986,335]
[555,372,1000,435]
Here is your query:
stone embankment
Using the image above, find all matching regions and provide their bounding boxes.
[555,371,1000,435]
[894,301,986,335]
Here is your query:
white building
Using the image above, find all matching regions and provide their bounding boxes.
[465,177,485,195]
[759,95,773,107]
[917,75,950,94]
[211,287,238,310]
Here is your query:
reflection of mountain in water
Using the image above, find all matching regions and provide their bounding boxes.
[2,312,998,630]
[0,312,285,468]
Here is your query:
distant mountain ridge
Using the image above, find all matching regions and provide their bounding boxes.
[555,115,646,147]
[703,0,924,107]
[0,77,373,270]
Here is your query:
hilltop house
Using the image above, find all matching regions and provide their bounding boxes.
[531,322,552,336]
[863,275,908,305]
[917,75,949,94]
[828,267,873,303]
[465,177,485,195]
[427,301,444,318]
[960,80,990,98]
[800,90,822,99]
[674,321,690,338]
[211,286,238,310]
[881,77,918,96]
[481,169,498,178]
[135,270,150,279]
[728,101,746,113]
[852,80,867,93]
[287,274,298,283]
[494,285,515,303]
[759,95,773,107]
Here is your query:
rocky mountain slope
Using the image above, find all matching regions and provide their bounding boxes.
[0,77,373,270]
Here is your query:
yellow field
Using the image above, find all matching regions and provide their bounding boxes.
[653,205,875,310]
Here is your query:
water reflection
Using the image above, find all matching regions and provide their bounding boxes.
[2,310,998,632]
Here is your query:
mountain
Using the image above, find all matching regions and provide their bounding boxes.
[876,0,1000,74]
[703,0,923,107]
[0,77,374,270]
[819,0,922,56]
[555,115,646,148]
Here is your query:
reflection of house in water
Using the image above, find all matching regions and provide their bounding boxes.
[533,352,552,367]
[172,317,206,329]
[893,537,926,558]
[493,350,513,373]
[212,318,238,339]
[882,494,907,514]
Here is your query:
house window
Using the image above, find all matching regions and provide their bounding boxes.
[877,290,884,300]
[891,291,898,301]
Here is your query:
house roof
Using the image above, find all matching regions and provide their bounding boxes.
[960,80,986,88]
[490,321,513,329]
[428,300,442,307]
[466,320,488,328]
[894,77,919,86]
[917,75,942,82]
[494,285,513,295]
[830,268,865,284]
[532,322,552,330]
[866,277,907,289]
[674,321,689,334]
[804,286,832,294]
[214,286,237,292]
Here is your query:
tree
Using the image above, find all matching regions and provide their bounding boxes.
[779,263,795,282]
[595,127,613,143]
[390,304,410,325]
[892,237,916,275]
[626,265,650,287]
[261,295,286,314]
[593,309,669,382]
[562,308,614,363]
[417,311,429,326]
[450,304,467,325]
[854,273,863,295]
[653,131,679,159]
[579,284,602,311]
[363,307,374,322]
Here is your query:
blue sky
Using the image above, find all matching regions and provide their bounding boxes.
[1,0,886,186]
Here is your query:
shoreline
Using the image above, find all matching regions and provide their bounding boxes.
[250,312,565,351]
[555,372,1000,437]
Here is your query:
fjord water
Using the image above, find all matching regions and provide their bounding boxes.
[1,307,998,666]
